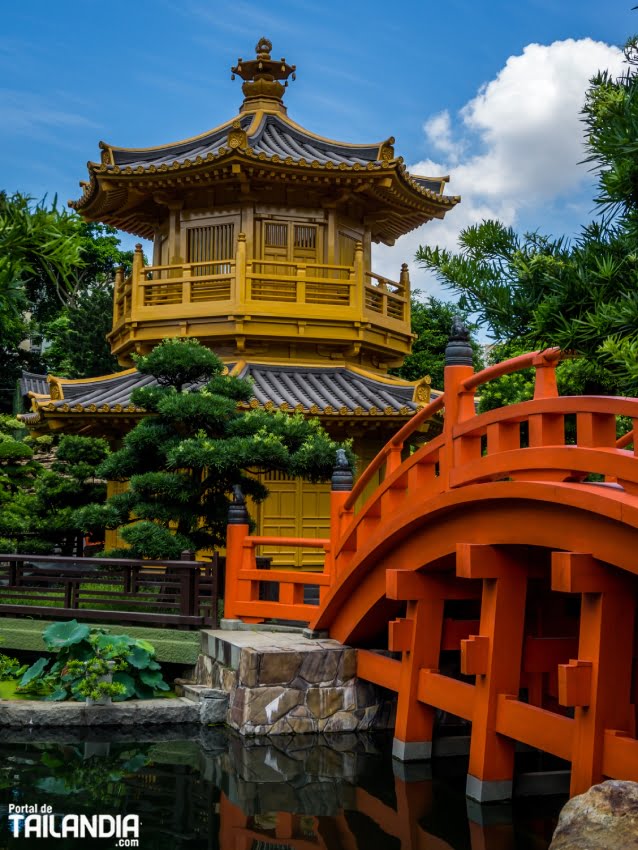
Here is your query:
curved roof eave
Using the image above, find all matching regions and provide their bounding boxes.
[71,155,457,222]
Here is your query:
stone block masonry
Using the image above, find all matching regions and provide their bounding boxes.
[0,698,202,726]
[192,629,396,735]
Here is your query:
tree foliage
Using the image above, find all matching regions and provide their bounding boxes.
[32,435,110,555]
[0,194,132,409]
[76,339,349,559]
[0,416,42,549]
[0,420,109,556]
[391,294,483,387]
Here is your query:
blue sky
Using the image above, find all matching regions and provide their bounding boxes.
[1,1,634,302]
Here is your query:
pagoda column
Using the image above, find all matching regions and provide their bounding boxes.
[363,229,372,275]
[325,205,336,264]
[167,200,184,267]
[152,228,162,266]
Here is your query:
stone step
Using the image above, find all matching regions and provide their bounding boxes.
[182,684,225,703]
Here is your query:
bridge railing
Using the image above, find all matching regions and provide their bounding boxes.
[224,344,638,622]
[331,346,638,570]
[223,533,332,624]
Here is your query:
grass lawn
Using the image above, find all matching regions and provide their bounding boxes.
[0,680,31,700]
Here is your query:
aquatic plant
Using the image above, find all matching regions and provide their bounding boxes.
[17,619,169,701]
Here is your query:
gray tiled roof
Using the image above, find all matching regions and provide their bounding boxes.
[111,115,253,168]
[23,364,431,417]
[240,363,418,412]
[413,175,448,194]
[20,372,49,397]
[109,113,381,171]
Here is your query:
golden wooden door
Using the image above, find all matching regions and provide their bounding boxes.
[258,471,331,568]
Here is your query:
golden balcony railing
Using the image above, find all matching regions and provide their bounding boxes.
[141,260,235,307]
[111,237,411,339]
[364,266,409,323]
[246,259,355,306]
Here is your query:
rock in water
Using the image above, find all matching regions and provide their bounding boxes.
[550,780,638,850]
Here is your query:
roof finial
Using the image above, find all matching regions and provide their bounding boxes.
[231,38,296,111]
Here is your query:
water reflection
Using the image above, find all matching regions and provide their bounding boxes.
[0,727,563,849]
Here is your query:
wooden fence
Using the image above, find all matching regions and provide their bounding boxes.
[0,552,220,630]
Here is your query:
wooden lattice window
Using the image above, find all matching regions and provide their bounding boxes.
[294,225,316,250]
[187,223,235,274]
[264,223,288,248]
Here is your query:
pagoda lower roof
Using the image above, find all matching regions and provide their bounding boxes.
[21,362,439,425]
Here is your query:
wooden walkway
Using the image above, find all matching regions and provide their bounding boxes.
[225,346,638,801]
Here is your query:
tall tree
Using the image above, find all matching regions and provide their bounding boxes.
[32,435,110,555]
[0,415,41,551]
[0,192,81,410]
[76,339,349,559]
[391,294,483,388]
[39,221,134,379]
[0,193,133,408]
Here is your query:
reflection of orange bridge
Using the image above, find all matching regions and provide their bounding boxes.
[225,343,638,802]
[219,775,539,850]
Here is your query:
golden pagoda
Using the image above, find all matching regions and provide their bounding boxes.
[22,38,458,564]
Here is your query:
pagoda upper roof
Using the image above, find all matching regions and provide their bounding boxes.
[68,39,458,242]
[107,112,386,171]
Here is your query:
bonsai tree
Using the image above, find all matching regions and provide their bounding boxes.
[77,338,348,559]
[0,415,42,551]
[31,435,110,555]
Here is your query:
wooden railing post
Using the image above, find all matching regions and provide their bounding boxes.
[297,262,306,304]
[131,243,144,315]
[179,550,196,618]
[440,319,476,487]
[399,263,410,320]
[8,559,17,587]
[236,232,247,305]
[354,240,364,307]
[532,349,560,399]
[182,265,192,304]
[386,444,403,475]
[329,450,354,585]
[113,266,124,321]
[224,487,250,620]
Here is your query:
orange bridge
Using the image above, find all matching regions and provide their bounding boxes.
[224,336,638,802]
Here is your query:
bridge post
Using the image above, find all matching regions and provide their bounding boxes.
[387,571,463,761]
[224,486,250,621]
[329,450,354,584]
[552,552,636,796]
[440,319,475,488]
[391,595,444,761]
[458,544,528,803]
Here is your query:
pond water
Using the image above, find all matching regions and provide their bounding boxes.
[0,726,564,849]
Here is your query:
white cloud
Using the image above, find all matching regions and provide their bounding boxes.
[373,38,626,298]
[423,111,464,163]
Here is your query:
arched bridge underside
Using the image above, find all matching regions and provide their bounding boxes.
[225,349,638,802]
